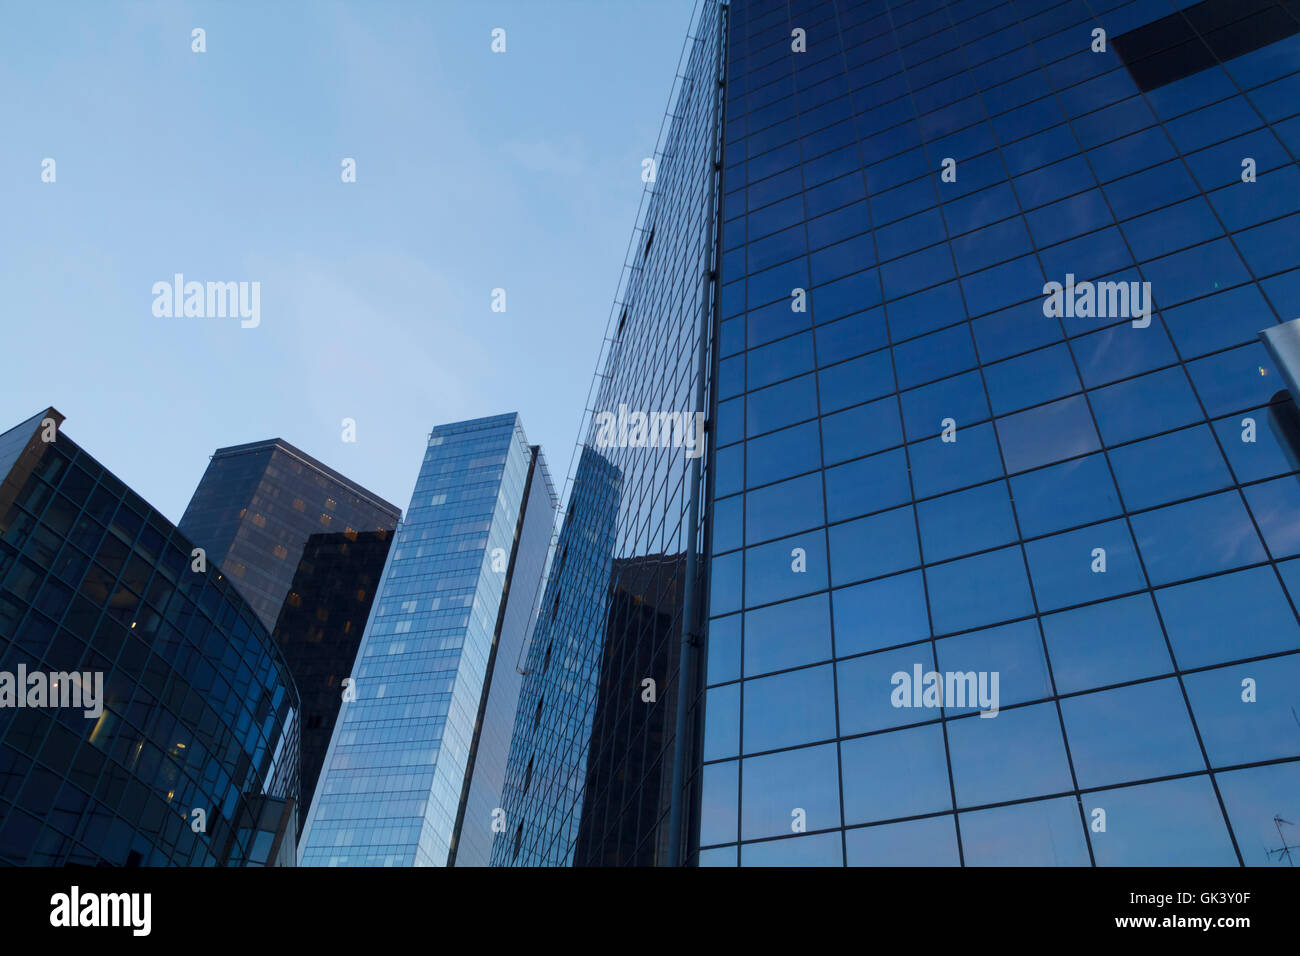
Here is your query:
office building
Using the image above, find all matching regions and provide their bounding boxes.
[498,0,1300,867]
[0,408,300,866]
[180,438,400,816]
[299,413,555,866]
[179,438,400,635]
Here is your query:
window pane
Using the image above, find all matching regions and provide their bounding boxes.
[1062,679,1204,788]
[706,613,740,686]
[899,370,990,442]
[1108,425,1232,511]
[1089,367,1204,446]
[743,665,837,754]
[829,506,919,586]
[747,374,818,437]
[699,760,738,847]
[744,530,828,606]
[703,684,740,761]
[821,395,903,465]
[841,724,952,824]
[1154,566,1300,669]
[1131,491,1266,585]
[1024,519,1146,611]
[926,546,1036,635]
[837,643,938,736]
[935,619,1052,714]
[825,448,910,522]
[741,743,840,840]
[744,593,832,677]
[1010,453,1122,537]
[1244,476,1300,559]
[745,421,820,488]
[947,703,1074,807]
[845,815,960,866]
[996,395,1100,473]
[1043,594,1173,694]
[909,422,1005,497]
[746,472,823,544]
[1082,777,1237,866]
[1213,405,1300,483]
[832,571,930,657]
[959,796,1090,866]
[916,480,1017,563]
[983,344,1081,416]
[1184,654,1300,767]
[741,831,844,866]
[1216,761,1300,866]
[698,846,737,866]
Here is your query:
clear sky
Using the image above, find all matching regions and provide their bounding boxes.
[0,0,698,521]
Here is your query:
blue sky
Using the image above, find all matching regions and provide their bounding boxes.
[0,0,697,520]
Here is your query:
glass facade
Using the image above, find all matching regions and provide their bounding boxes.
[298,414,554,866]
[493,0,725,867]
[498,0,1300,867]
[270,528,394,835]
[700,0,1300,867]
[179,439,400,634]
[180,438,400,837]
[0,408,300,866]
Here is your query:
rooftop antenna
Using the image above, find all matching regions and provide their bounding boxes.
[1266,816,1298,866]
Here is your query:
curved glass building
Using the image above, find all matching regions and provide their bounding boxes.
[0,408,300,867]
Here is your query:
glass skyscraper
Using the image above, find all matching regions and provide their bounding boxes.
[179,438,400,830]
[499,0,1300,867]
[179,438,401,635]
[299,414,555,866]
[0,409,300,866]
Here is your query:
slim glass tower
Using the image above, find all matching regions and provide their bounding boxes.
[500,0,1300,867]
[299,414,555,866]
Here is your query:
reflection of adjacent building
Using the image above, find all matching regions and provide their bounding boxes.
[491,0,719,869]
[179,437,400,814]
[492,445,621,866]
[573,551,686,866]
[299,414,554,867]
[0,408,300,866]
[269,529,393,836]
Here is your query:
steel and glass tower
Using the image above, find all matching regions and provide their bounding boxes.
[179,439,400,635]
[498,0,1300,867]
[299,414,554,866]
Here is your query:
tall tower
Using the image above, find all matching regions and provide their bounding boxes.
[299,414,555,866]
[179,439,401,819]
[498,0,1300,867]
